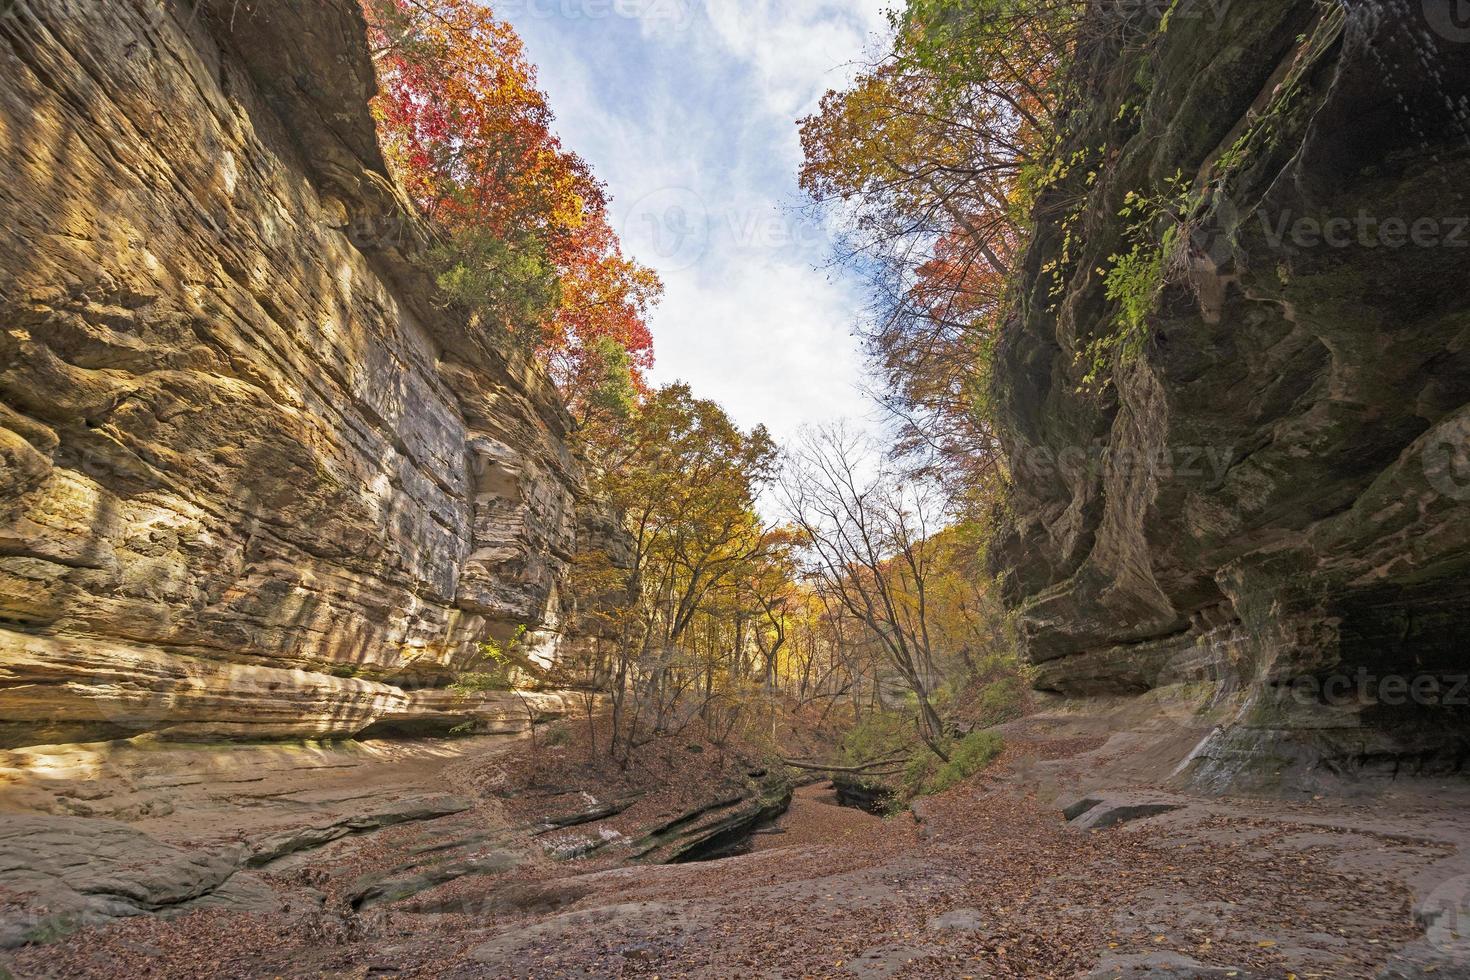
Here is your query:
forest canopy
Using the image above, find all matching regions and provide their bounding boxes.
[357,0,1035,783]
[362,0,660,420]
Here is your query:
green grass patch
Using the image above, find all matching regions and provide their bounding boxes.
[903,729,1005,799]
[977,676,1027,727]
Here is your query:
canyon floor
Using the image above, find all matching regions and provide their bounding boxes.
[2,714,1470,979]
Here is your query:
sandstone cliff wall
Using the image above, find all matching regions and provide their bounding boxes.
[993,0,1470,789]
[0,0,617,746]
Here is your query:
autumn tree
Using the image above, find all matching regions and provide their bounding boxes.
[779,426,955,759]
[576,384,789,756]
[799,0,1080,491]
[361,0,659,412]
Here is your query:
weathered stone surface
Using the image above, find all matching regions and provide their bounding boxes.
[1085,951,1252,979]
[1065,797,1183,832]
[0,630,585,743]
[1062,797,1104,822]
[0,0,625,746]
[348,849,522,910]
[0,815,255,947]
[362,688,587,739]
[847,945,936,978]
[926,908,986,933]
[627,771,794,864]
[0,739,538,945]
[469,901,683,968]
[245,794,473,867]
[992,0,1470,785]
[0,797,485,945]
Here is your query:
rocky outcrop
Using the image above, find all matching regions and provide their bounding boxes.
[992,1,1470,788]
[244,794,473,867]
[0,792,480,946]
[628,769,793,863]
[0,815,275,947]
[0,0,622,746]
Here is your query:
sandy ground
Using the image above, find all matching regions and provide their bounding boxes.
[3,721,1470,978]
[0,735,517,843]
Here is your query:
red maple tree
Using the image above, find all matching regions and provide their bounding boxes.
[362,0,658,413]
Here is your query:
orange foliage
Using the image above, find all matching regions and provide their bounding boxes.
[362,0,658,406]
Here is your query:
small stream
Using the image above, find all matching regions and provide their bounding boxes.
[685,780,891,861]
[830,777,897,815]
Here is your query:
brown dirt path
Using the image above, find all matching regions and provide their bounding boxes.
[751,781,898,852]
[5,729,1470,978]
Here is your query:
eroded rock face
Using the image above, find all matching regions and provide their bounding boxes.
[0,815,263,947]
[992,1,1470,787]
[0,0,619,746]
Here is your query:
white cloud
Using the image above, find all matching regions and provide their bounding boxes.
[502,0,893,445]
[652,257,873,444]
[702,0,891,117]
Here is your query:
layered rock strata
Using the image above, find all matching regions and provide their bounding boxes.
[992,0,1470,787]
[0,0,618,746]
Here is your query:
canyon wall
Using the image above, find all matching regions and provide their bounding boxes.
[993,0,1470,789]
[0,0,618,747]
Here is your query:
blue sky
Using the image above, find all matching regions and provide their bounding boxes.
[497,0,893,443]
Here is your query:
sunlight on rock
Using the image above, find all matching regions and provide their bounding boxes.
[0,0,1466,976]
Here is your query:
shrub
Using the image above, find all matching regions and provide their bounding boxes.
[899,729,1006,799]
[834,709,1006,808]
[838,711,911,767]
[923,730,1004,795]
[451,626,529,694]
[977,676,1026,727]
[449,670,513,694]
[901,749,940,800]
